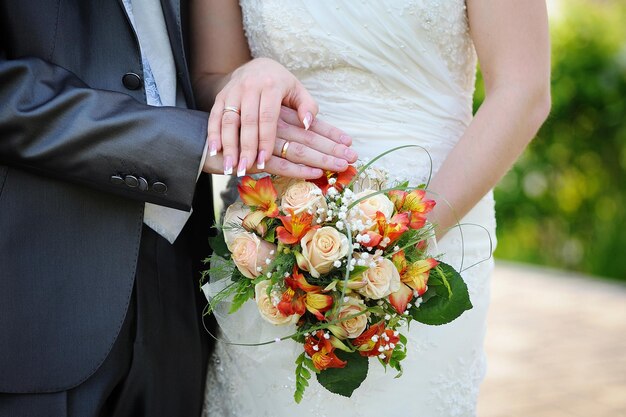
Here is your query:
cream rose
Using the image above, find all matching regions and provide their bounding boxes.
[281,181,327,216]
[255,281,300,326]
[351,189,395,227]
[231,232,276,279]
[222,202,251,250]
[299,227,348,278]
[357,258,401,300]
[329,296,369,339]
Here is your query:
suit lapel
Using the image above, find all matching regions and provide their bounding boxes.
[160,0,195,107]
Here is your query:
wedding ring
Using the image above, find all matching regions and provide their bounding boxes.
[222,106,241,115]
[280,141,291,159]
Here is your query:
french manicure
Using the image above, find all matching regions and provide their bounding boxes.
[237,158,247,177]
[209,141,217,157]
[223,156,233,175]
[303,112,313,131]
[339,134,352,145]
[256,150,266,170]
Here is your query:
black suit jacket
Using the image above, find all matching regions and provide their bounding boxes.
[0,0,212,393]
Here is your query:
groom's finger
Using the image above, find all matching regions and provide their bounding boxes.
[273,138,348,172]
[277,121,358,164]
[279,106,352,146]
[259,156,323,179]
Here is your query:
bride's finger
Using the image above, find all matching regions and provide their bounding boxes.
[273,138,349,172]
[257,87,282,170]
[207,99,224,158]
[279,106,352,146]
[220,89,243,175]
[277,122,358,164]
[238,90,261,176]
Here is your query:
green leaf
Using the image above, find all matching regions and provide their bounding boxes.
[294,353,313,403]
[316,350,368,398]
[410,262,472,325]
[229,279,255,314]
[208,233,230,258]
[349,265,369,278]
[264,227,276,243]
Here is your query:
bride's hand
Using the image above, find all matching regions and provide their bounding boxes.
[206,57,357,176]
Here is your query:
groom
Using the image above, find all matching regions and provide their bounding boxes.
[0,1,351,416]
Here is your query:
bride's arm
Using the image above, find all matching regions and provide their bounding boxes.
[428,0,551,238]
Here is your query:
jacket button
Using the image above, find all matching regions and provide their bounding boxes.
[138,177,149,191]
[124,175,139,188]
[110,175,124,185]
[152,181,167,194]
[122,72,142,90]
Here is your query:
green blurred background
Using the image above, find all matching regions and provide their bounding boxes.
[473,0,626,281]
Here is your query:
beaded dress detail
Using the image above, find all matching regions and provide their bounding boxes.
[204,2,495,416]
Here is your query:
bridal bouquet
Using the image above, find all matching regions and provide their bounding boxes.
[203,147,472,403]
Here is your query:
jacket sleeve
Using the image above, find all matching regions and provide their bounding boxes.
[0,56,208,211]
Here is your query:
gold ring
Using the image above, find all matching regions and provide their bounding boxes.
[222,106,241,115]
[280,141,290,159]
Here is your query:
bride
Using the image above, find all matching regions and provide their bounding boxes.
[192,1,550,416]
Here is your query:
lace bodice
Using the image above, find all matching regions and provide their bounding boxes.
[241,0,476,93]
[205,2,495,416]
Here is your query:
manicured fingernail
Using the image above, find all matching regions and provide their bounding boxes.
[209,141,217,157]
[237,158,247,177]
[344,148,357,160]
[340,134,352,145]
[256,150,266,170]
[335,158,348,169]
[303,112,313,130]
[223,156,233,175]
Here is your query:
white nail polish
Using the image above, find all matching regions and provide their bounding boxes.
[209,149,217,157]
[224,167,233,175]
[237,167,246,177]
[257,160,265,170]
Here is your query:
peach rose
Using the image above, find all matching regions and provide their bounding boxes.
[357,258,401,300]
[328,296,369,339]
[281,181,327,216]
[255,280,300,326]
[231,232,276,279]
[351,189,395,228]
[272,176,299,196]
[299,227,348,278]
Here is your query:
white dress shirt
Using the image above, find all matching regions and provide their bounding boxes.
[122,0,208,243]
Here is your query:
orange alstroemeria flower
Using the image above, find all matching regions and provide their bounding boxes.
[308,166,357,195]
[391,250,408,275]
[402,258,439,296]
[353,322,400,362]
[276,210,316,245]
[401,189,435,230]
[282,268,333,320]
[388,190,408,212]
[304,330,347,371]
[388,283,413,314]
[277,287,306,317]
[237,176,279,218]
[361,211,409,249]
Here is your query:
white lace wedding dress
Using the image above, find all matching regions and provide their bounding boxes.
[204,1,496,416]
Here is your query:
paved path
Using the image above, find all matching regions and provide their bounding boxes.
[478,262,626,417]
